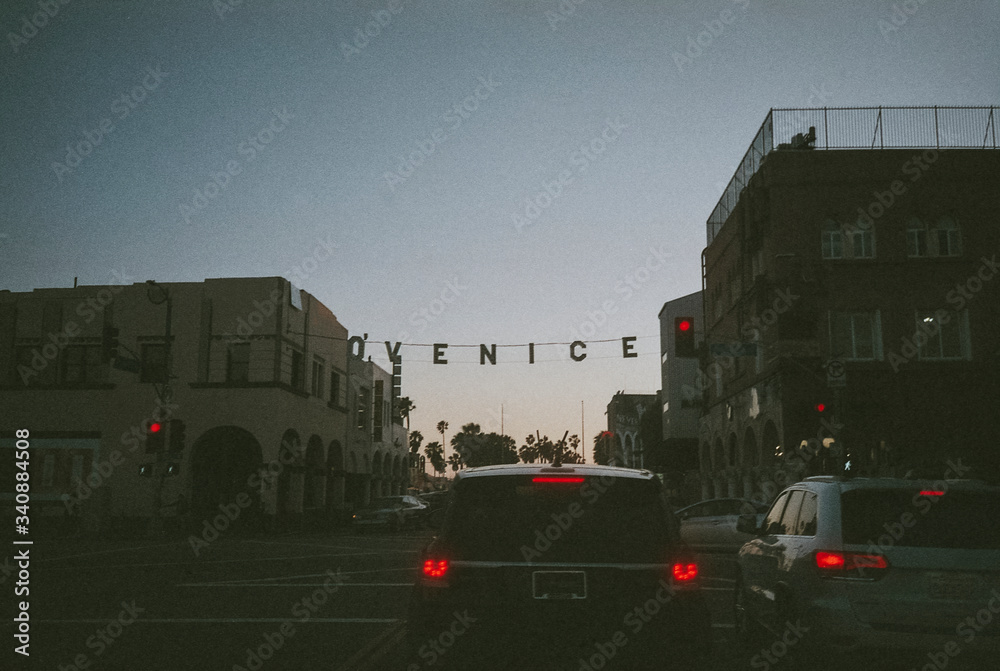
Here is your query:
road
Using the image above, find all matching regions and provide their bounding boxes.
[11,528,746,671]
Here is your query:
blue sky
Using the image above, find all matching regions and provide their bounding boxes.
[2,0,998,459]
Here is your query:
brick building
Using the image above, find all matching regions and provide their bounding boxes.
[698,106,1000,501]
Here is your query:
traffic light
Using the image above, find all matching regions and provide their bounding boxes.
[102,324,120,362]
[674,317,696,357]
[169,419,186,454]
[146,420,165,453]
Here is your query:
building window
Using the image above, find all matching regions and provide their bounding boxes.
[907,217,928,257]
[62,345,104,383]
[373,380,384,442]
[821,220,843,259]
[356,387,370,431]
[311,357,325,397]
[140,344,168,383]
[824,218,874,260]
[330,370,347,407]
[933,216,962,257]
[916,311,969,360]
[290,349,304,389]
[830,311,882,360]
[227,343,250,382]
[848,226,874,258]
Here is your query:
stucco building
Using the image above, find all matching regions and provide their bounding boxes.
[0,276,408,535]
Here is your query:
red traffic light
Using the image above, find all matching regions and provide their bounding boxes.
[149,421,163,433]
[678,319,692,332]
[814,403,827,413]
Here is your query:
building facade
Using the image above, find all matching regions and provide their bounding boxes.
[0,276,407,535]
[698,107,1000,502]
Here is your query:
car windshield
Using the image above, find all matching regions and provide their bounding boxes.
[840,488,1000,549]
[445,474,674,563]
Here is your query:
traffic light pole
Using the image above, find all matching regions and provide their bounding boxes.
[146,282,173,536]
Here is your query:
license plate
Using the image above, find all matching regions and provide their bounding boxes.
[928,573,978,600]
[532,571,586,600]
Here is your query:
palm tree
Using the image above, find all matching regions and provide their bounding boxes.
[424,441,445,475]
[447,453,462,473]
[437,420,449,466]
[396,397,415,429]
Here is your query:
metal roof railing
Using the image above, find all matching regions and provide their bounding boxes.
[706,106,998,245]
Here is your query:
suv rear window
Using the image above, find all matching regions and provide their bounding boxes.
[841,488,1000,549]
[445,475,674,563]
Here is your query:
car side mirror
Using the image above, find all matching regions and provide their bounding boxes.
[736,513,759,535]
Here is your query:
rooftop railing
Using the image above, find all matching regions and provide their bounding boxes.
[706,106,998,245]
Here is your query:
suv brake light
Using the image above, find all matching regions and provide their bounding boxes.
[532,477,584,483]
[672,562,698,582]
[815,551,888,579]
[423,559,449,579]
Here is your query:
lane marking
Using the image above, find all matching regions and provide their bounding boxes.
[41,551,386,571]
[202,566,416,585]
[35,541,183,563]
[37,618,399,624]
[342,622,406,670]
[179,582,413,588]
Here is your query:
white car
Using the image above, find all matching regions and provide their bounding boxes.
[735,476,1000,668]
[675,498,768,554]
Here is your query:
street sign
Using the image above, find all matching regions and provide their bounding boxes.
[826,358,846,388]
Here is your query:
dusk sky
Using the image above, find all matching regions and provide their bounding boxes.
[2,0,997,459]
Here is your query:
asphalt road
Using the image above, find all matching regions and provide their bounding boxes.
[15,530,978,671]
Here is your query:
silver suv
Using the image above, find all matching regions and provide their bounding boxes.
[735,475,1000,669]
[408,463,713,670]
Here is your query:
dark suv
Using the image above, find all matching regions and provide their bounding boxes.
[408,463,712,670]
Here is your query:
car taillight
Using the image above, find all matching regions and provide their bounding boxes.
[815,551,888,579]
[672,562,698,582]
[423,559,448,579]
[532,477,585,483]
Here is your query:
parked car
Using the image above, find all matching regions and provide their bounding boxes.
[408,463,713,669]
[352,495,429,531]
[675,498,768,554]
[418,489,451,512]
[734,476,1000,668]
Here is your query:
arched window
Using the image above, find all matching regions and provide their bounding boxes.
[933,216,961,257]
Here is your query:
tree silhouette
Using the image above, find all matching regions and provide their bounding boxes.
[396,397,415,429]
[437,420,449,466]
[424,441,445,474]
[409,430,423,454]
